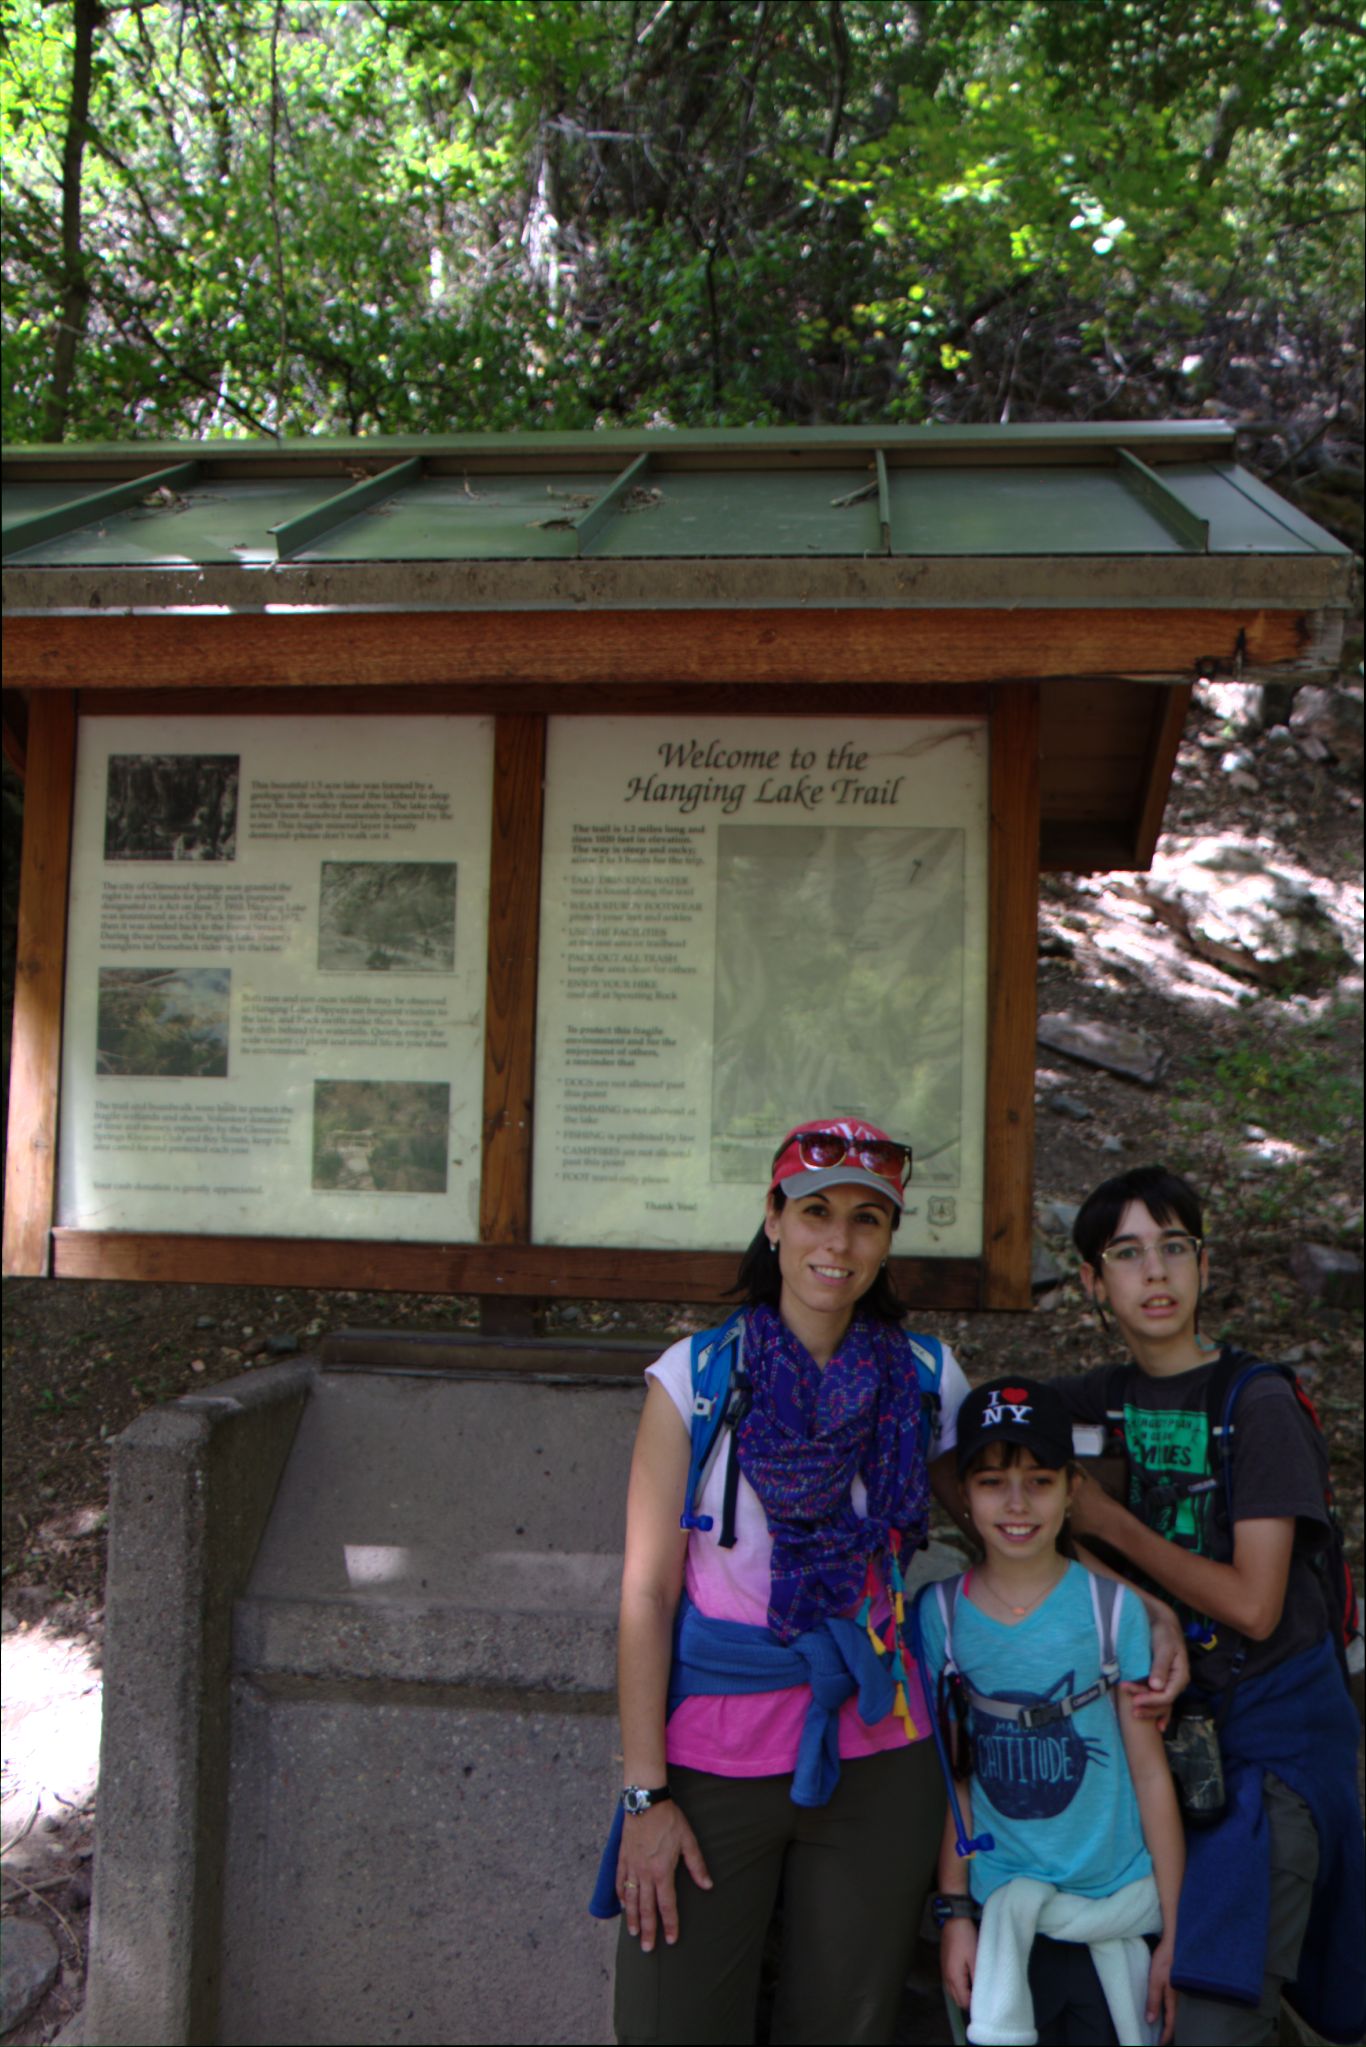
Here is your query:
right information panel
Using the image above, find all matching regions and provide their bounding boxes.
[532,716,989,1255]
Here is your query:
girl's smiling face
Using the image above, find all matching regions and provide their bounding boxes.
[962,1443,1072,1566]
[766,1182,895,1357]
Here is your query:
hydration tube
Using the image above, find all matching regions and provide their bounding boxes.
[908,1585,995,1861]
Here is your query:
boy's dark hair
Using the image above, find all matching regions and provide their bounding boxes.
[732,1190,908,1320]
[1072,1164,1204,1269]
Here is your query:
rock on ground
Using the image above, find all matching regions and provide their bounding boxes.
[0,1919,60,2034]
[1144,834,1354,991]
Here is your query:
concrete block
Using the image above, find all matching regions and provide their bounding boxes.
[85,1362,312,2047]
[217,1687,618,2045]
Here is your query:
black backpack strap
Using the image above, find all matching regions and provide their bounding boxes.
[1102,1361,1131,1455]
[716,1336,752,1551]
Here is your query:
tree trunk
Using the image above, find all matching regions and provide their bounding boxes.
[42,0,100,442]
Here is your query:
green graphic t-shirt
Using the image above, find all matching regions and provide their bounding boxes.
[1057,1349,1330,1690]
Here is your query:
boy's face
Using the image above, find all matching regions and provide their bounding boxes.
[961,1444,1071,1565]
[1081,1196,1207,1348]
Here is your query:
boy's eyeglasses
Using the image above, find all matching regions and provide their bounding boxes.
[783,1130,912,1188]
[1099,1233,1203,1269]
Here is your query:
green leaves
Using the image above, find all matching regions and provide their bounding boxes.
[1,0,1360,440]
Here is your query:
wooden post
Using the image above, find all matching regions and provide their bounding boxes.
[1132,682,1192,868]
[982,684,1041,1309]
[479,714,545,1246]
[4,691,77,1274]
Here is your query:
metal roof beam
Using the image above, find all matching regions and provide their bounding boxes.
[1,461,201,559]
[1116,448,1209,553]
[874,450,892,554]
[269,457,424,561]
[573,453,652,555]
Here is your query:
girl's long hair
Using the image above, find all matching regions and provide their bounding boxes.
[730,1190,910,1322]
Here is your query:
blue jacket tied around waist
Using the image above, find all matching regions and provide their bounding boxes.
[1172,1635,1364,2045]
[588,1597,899,1919]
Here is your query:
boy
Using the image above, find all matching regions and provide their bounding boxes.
[1061,1163,1364,2047]
[918,1376,1183,2046]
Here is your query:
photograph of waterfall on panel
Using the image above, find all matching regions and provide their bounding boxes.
[711,824,964,1187]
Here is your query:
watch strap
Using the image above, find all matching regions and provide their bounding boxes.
[931,1892,979,1927]
[621,1784,672,1815]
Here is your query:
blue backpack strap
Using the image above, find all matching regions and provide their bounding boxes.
[680,1312,746,1537]
[911,1577,994,1859]
[906,1332,945,1458]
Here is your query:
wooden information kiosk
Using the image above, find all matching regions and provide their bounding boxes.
[3,423,1351,1318]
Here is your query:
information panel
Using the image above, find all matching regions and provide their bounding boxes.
[532,717,988,1255]
[57,715,493,1241]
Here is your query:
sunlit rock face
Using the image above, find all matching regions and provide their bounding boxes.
[1,1621,102,1844]
[1143,834,1358,994]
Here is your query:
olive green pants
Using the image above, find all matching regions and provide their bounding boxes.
[1174,1772,1321,2047]
[614,1742,946,2046]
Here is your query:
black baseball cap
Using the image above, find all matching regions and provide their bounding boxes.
[955,1376,1074,1474]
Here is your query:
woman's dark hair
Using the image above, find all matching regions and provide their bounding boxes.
[731,1188,909,1321]
[1071,1164,1205,1269]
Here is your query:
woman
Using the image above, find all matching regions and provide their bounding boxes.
[605,1116,971,2045]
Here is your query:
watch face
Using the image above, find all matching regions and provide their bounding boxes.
[624,1788,648,1813]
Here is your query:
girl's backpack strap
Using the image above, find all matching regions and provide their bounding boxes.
[933,1572,966,1675]
[945,1571,1123,1730]
[1088,1572,1123,1688]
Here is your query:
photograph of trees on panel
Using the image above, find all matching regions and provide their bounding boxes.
[317,861,457,974]
[104,755,239,862]
[311,1081,450,1194]
[96,968,230,1078]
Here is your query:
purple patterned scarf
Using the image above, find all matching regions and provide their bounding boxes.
[735,1304,930,1643]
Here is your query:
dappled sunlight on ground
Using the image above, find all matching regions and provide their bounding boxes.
[2,1624,102,1851]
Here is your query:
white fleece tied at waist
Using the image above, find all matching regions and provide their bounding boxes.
[967,1872,1162,2046]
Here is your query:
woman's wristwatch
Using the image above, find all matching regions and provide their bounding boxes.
[930,1892,980,1927]
[622,1784,672,1815]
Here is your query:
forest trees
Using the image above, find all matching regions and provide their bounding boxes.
[2,0,1362,494]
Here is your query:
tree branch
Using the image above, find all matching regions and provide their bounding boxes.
[42,0,101,441]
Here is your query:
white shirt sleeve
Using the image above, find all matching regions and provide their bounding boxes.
[643,1334,696,1428]
[932,1343,971,1457]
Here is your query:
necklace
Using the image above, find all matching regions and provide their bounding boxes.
[969,1566,1064,1620]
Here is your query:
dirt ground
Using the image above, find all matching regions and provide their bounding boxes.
[2,677,1362,2043]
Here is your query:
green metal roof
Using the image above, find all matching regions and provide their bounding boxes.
[1,425,1350,613]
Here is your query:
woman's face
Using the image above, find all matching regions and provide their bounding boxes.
[765,1181,895,1344]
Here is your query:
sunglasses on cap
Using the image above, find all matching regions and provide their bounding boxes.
[771,1126,913,1191]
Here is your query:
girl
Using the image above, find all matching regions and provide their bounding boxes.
[918,1376,1184,2047]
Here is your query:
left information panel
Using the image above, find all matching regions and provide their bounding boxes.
[56,715,494,1242]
